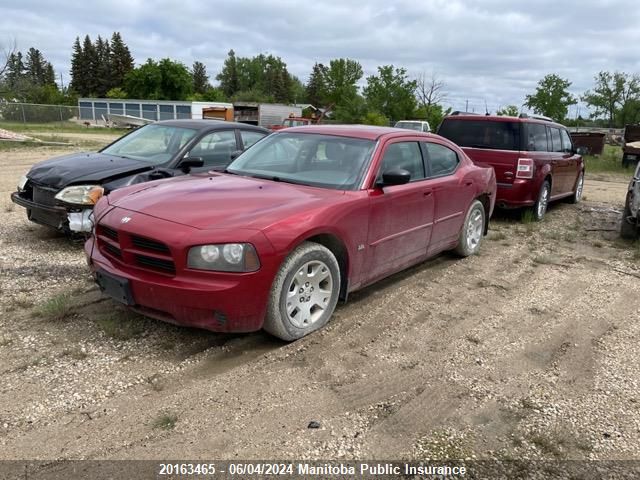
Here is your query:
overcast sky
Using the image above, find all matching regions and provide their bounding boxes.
[2,0,640,115]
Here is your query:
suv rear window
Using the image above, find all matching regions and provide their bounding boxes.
[438,119,521,151]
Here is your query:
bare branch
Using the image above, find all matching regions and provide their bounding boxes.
[415,71,446,108]
[0,38,17,78]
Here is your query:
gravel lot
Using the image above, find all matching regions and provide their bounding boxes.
[0,145,639,466]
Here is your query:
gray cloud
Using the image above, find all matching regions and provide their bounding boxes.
[2,0,639,114]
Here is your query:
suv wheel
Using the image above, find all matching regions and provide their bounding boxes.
[532,180,550,221]
[621,204,638,239]
[568,171,584,204]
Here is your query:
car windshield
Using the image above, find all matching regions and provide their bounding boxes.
[396,122,423,131]
[226,132,376,190]
[101,124,198,165]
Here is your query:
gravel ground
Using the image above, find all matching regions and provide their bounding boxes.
[0,146,639,469]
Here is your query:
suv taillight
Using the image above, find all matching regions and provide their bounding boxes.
[516,158,534,179]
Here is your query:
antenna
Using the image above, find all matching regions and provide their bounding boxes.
[484,100,489,116]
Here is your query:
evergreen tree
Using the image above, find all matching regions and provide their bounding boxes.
[5,52,25,89]
[25,48,45,85]
[94,36,112,96]
[43,63,56,86]
[69,37,85,94]
[81,35,98,96]
[217,49,239,98]
[192,61,209,94]
[306,63,328,107]
[109,32,134,91]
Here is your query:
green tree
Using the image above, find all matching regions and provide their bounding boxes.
[81,35,98,95]
[24,48,55,86]
[109,32,134,90]
[217,49,239,98]
[318,58,363,120]
[4,51,25,89]
[363,65,417,122]
[524,74,576,122]
[192,61,209,94]
[414,103,451,130]
[69,37,85,95]
[496,105,519,116]
[582,71,640,127]
[124,58,192,100]
[106,87,127,98]
[94,36,112,96]
[306,63,327,107]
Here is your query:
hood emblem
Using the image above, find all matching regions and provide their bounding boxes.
[121,216,132,224]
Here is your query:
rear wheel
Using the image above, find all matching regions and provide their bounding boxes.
[532,180,550,221]
[454,200,485,257]
[567,170,584,204]
[620,204,638,239]
[263,242,341,341]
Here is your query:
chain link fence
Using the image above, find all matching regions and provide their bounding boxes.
[0,102,81,127]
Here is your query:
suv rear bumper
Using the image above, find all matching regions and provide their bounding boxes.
[495,179,537,208]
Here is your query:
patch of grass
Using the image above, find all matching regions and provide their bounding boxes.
[152,412,178,430]
[525,429,593,458]
[584,145,627,174]
[95,310,145,340]
[521,209,536,224]
[0,120,128,135]
[32,293,74,321]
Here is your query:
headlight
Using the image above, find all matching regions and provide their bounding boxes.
[17,174,28,191]
[187,243,260,272]
[54,185,104,205]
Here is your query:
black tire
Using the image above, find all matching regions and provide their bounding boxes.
[567,170,584,204]
[532,180,551,221]
[454,200,485,257]
[620,204,638,239]
[263,242,341,341]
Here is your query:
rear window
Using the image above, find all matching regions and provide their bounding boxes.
[438,119,521,151]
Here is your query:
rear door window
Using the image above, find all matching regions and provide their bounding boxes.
[549,127,563,153]
[526,123,549,151]
[560,129,573,153]
[423,143,459,176]
[438,120,521,151]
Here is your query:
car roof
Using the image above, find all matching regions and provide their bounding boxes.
[154,119,269,132]
[280,124,435,141]
[443,114,566,128]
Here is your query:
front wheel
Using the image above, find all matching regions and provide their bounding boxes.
[454,200,485,257]
[263,242,341,341]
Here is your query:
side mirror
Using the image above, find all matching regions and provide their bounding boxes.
[574,146,588,156]
[379,168,411,186]
[179,157,204,173]
[230,150,243,161]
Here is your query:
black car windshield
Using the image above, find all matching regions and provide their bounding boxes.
[226,132,376,190]
[438,119,521,151]
[101,124,198,164]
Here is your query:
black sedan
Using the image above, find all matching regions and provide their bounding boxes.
[11,120,269,233]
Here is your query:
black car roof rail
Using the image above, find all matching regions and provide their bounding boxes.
[449,111,480,116]
[519,112,554,122]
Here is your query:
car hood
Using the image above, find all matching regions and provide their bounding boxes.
[108,173,346,230]
[27,152,155,189]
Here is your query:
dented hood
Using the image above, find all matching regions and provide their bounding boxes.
[27,152,154,189]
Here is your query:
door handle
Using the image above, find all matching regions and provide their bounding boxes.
[423,191,433,197]
[465,181,473,186]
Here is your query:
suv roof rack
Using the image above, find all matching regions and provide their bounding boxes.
[449,111,480,116]
[519,112,554,122]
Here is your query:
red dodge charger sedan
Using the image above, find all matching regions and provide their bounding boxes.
[85,125,496,340]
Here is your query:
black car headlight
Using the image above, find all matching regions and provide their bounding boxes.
[187,243,260,272]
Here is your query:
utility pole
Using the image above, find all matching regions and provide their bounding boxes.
[465,99,469,112]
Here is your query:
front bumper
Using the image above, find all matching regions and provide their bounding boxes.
[11,191,70,229]
[85,234,274,334]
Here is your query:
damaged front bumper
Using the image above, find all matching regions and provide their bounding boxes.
[11,191,94,233]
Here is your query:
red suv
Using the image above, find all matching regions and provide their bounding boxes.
[438,113,584,220]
